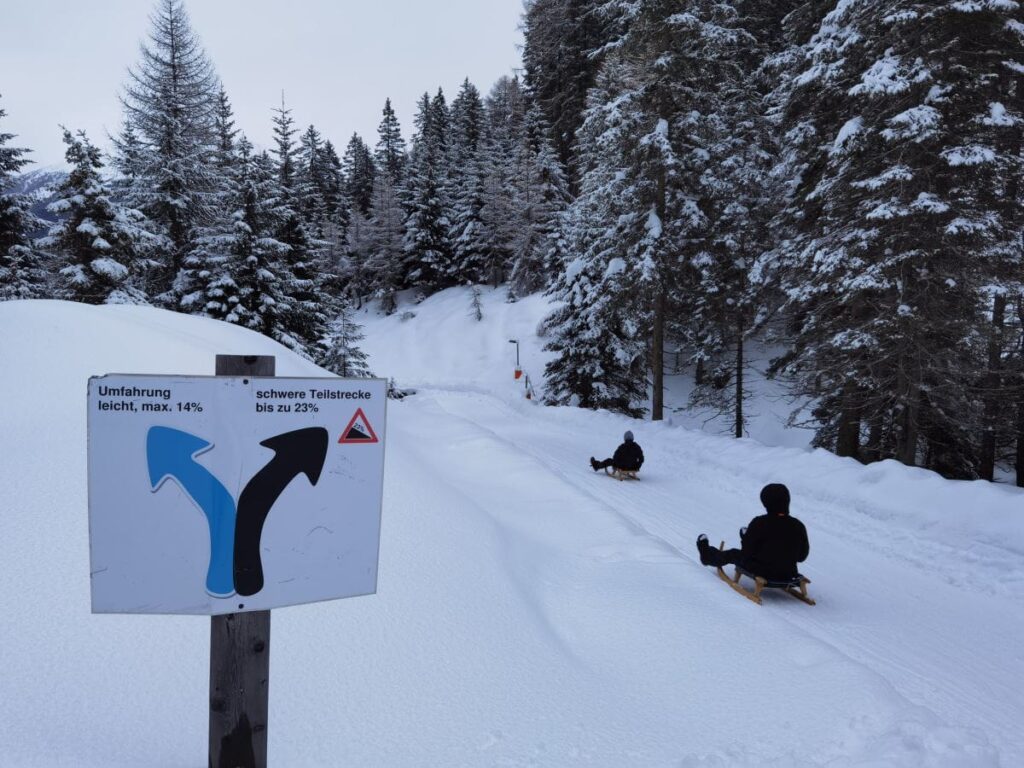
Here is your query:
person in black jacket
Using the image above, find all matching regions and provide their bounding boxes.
[695,483,809,581]
[590,431,644,472]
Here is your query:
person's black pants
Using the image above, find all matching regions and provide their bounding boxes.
[593,458,616,470]
[703,546,743,569]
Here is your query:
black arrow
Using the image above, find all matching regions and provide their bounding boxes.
[233,427,329,597]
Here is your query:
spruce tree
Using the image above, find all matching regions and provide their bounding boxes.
[342,133,376,218]
[120,0,220,299]
[269,99,328,354]
[541,72,647,417]
[403,91,453,292]
[225,141,293,343]
[508,105,570,297]
[0,94,47,300]
[43,129,155,305]
[771,0,1023,476]
[522,0,613,185]
[375,98,407,182]
[479,76,527,287]
[362,101,409,311]
[319,303,373,377]
[448,79,491,286]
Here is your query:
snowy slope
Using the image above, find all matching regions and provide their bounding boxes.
[1,293,1023,767]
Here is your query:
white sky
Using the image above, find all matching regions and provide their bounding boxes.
[0,0,526,168]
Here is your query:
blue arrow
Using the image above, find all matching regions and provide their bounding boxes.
[146,426,236,598]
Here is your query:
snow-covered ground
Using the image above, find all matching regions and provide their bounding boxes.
[1,290,1023,767]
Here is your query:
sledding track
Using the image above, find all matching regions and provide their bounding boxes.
[2,296,1023,767]
[406,386,1024,765]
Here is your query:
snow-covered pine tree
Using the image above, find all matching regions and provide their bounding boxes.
[318,139,349,264]
[213,86,237,171]
[772,0,1023,478]
[449,152,491,288]
[342,133,376,219]
[403,91,453,292]
[448,79,491,286]
[541,71,648,417]
[522,0,614,187]
[109,118,147,208]
[223,140,294,344]
[120,0,220,300]
[269,99,329,355]
[178,86,241,316]
[508,104,570,298]
[548,0,753,420]
[360,100,409,312]
[681,5,782,438]
[42,129,156,305]
[298,124,334,237]
[318,302,373,378]
[375,98,406,182]
[479,76,527,287]
[0,94,47,300]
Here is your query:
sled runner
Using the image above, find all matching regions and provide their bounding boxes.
[605,467,639,481]
[715,542,815,605]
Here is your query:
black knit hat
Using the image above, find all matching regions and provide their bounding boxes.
[760,483,791,515]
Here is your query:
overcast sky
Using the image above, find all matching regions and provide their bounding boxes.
[1,0,526,168]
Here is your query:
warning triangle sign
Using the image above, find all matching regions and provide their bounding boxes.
[339,407,379,444]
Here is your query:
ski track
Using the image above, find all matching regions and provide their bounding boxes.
[414,386,1024,764]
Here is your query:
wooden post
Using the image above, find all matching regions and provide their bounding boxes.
[210,355,274,768]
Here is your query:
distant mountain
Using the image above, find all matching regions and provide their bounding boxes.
[8,167,68,236]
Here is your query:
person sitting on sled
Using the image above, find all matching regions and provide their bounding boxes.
[695,483,809,582]
[590,431,644,473]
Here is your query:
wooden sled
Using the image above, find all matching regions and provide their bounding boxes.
[605,467,639,481]
[715,542,815,606]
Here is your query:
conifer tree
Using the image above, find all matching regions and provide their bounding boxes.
[342,133,376,218]
[0,94,47,300]
[403,91,453,291]
[120,0,220,299]
[360,100,409,311]
[522,0,613,184]
[448,79,491,286]
[375,98,407,182]
[508,105,570,297]
[541,73,647,417]
[479,76,527,287]
[319,304,373,378]
[269,99,328,354]
[43,129,155,305]
[297,124,328,233]
[772,0,1023,475]
[224,140,293,343]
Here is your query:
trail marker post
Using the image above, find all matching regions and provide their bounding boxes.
[86,355,387,768]
[509,339,521,379]
[211,354,273,768]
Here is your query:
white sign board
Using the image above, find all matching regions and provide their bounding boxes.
[87,374,386,615]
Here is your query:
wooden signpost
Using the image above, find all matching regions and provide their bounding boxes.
[87,355,387,767]
[211,355,273,768]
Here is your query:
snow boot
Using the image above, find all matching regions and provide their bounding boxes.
[590,457,600,472]
[696,534,711,566]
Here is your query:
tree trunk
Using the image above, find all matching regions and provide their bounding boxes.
[651,288,665,421]
[1016,397,1024,488]
[864,411,883,463]
[734,309,744,438]
[980,294,1006,481]
[897,386,921,467]
[836,380,861,459]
